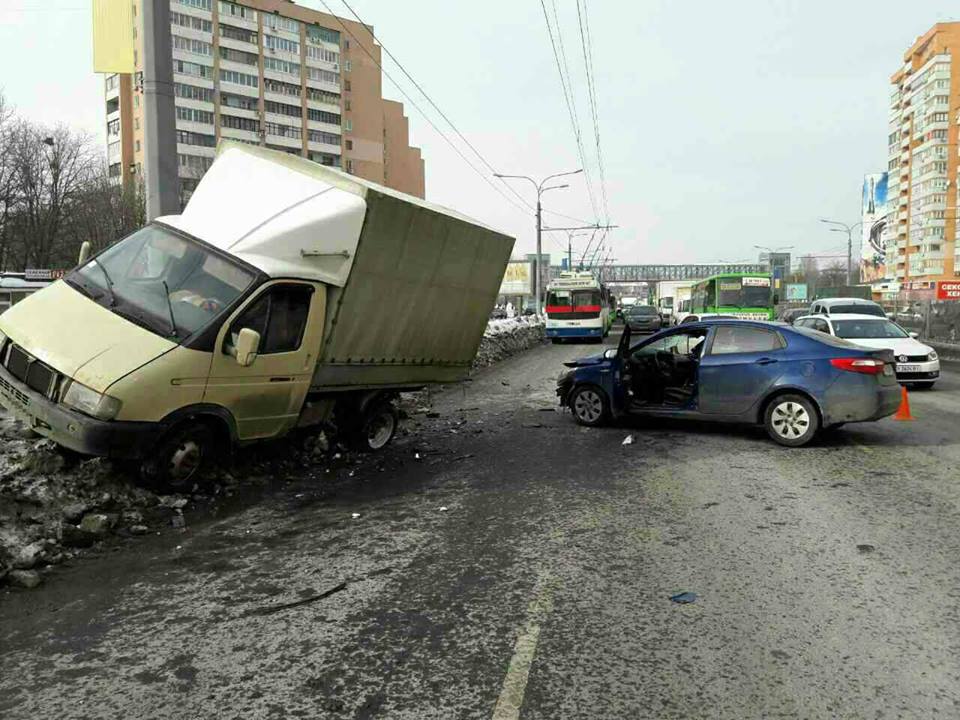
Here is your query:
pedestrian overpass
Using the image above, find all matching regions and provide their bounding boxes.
[598,263,764,283]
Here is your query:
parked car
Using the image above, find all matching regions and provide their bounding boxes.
[808,297,885,317]
[490,307,508,320]
[777,307,808,325]
[556,320,901,447]
[794,313,939,388]
[679,313,736,324]
[623,304,663,333]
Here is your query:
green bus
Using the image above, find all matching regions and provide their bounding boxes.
[689,273,775,320]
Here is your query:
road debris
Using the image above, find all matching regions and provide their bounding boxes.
[351,513,361,519]
[857,544,876,554]
[670,591,697,604]
[244,581,349,617]
[622,435,635,445]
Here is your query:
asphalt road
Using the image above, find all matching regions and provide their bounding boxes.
[3,332,960,719]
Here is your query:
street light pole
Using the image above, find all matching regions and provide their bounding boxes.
[494,169,583,317]
[819,219,863,286]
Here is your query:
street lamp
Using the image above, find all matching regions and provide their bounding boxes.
[494,169,582,316]
[819,219,862,286]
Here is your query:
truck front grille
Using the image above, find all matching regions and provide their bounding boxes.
[2,343,60,399]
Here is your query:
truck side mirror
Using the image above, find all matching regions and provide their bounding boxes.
[235,328,261,367]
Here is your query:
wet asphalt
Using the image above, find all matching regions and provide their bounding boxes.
[2,330,960,719]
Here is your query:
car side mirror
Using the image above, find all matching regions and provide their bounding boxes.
[909,331,919,339]
[235,328,261,367]
[603,348,617,359]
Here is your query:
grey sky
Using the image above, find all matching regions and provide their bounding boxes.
[1,1,957,265]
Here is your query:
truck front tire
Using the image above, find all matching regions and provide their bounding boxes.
[142,421,215,491]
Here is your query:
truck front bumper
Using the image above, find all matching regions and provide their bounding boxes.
[0,363,158,459]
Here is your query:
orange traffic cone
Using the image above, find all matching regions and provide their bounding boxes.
[893,386,914,421]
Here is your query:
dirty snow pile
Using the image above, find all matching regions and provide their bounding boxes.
[474,316,545,368]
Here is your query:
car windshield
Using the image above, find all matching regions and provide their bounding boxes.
[832,319,908,339]
[628,306,657,315]
[66,223,257,341]
[717,279,771,308]
[827,303,884,316]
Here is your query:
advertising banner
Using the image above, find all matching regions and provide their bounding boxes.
[936,281,960,300]
[861,172,889,283]
[785,283,808,302]
[500,261,532,296]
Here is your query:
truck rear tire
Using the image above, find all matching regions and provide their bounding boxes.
[142,421,214,491]
[347,399,398,452]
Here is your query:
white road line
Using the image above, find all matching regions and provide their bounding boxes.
[491,572,556,720]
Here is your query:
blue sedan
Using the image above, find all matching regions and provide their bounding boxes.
[556,320,902,446]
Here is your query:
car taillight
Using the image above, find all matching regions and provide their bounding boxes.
[830,357,885,375]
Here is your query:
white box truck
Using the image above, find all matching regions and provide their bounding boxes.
[0,144,514,488]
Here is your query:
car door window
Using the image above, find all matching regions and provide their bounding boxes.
[709,326,784,355]
[226,284,313,355]
[813,319,830,334]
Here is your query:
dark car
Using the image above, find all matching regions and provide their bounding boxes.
[623,304,663,333]
[777,307,808,325]
[556,320,901,447]
[489,307,508,320]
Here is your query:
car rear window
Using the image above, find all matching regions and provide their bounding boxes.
[790,325,862,349]
[710,326,784,354]
[828,303,885,316]
[629,306,657,315]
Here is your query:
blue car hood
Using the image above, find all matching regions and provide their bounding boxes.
[564,353,608,368]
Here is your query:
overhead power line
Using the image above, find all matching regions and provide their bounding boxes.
[333,0,594,227]
[576,0,609,223]
[316,0,533,217]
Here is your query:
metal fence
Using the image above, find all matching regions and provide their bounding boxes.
[884,297,960,344]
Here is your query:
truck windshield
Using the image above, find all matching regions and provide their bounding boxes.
[65,224,257,341]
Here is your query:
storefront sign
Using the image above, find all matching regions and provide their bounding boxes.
[936,281,960,300]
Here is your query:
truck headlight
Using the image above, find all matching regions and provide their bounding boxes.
[928,351,938,361]
[61,381,122,421]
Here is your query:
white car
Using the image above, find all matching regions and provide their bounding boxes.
[794,313,940,389]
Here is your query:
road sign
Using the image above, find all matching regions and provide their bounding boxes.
[936,281,960,300]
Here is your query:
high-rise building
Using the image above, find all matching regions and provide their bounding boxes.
[104,0,425,205]
[886,23,960,289]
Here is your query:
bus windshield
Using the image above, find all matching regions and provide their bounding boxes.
[718,281,770,308]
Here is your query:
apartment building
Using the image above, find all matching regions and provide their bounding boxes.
[886,23,960,289]
[104,0,425,204]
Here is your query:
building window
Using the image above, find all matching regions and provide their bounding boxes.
[345,119,352,132]
[105,74,119,91]
[108,163,121,178]
[178,154,214,173]
[346,139,353,150]
[220,23,257,44]
[135,140,141,152]
[134,118,140,130]
[306,45,339,64]
[107,119,120,137]
[173,35,213,57]
[173,59,213,79]
[219,46,258,65]
[307,26,340,45]
[307,108,340,124]
[171,12,212,33]
[176,106,215,124]
[306,87,340,105]
[265,100,302,118]
[264,78,302,98]
[307,67,340,85]
[174,0,212,10]
[176,130,217,147]
[308,129,340,145]
[219,69,258,87]
[344,80,351,92]
[265,122,302,140]
[344,60,351,72]
[309,152,340,167]
[344,99,351,111]
[174,83,215,102]
[346,159,353,173]
[221,92,258,111]
[263,13,299,33]
[218,1,256,20]
[134,94,139,108]
[264,57,301,77]
[221,114,260,132]
[264,34,300,54]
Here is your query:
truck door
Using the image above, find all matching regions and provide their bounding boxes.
[205,281,326,440]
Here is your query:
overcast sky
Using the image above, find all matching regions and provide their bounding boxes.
[1,1,958,265]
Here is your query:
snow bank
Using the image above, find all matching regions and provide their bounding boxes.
[474,316,545,368]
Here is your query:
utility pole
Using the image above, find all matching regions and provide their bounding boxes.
[819,219,863,286]
[142,0,179,220]
[494,169,583,317]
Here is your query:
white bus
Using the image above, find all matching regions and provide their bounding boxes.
[544,271,613,343]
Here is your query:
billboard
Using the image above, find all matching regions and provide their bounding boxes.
[500,260,532,295]
[936,281,960,300]
[861,172,889,283]
[785,283,808,302]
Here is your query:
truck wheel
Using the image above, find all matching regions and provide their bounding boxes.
[143,421,214,490]
[764,394,819,447]
[348,399,398,452]
[569,385,609,427]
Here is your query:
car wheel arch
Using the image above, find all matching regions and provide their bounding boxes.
[757,387,824,428]
[158,403,238,450]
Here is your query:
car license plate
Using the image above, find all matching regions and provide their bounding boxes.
[896,364,921,373]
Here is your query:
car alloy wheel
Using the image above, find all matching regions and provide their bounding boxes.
[764,393,819,447]
[570,386,608,427]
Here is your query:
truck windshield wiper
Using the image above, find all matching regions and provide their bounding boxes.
[90,258,117,306]
[160,280,179,338]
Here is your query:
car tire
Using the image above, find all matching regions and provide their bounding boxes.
[551,338,562,345]
[569,385,610,427]
[142,421,215,491]
[763,394,819,447]
[347,399,399,452]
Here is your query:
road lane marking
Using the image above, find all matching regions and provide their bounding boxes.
[855,443,874,454]
[491,572,556,720]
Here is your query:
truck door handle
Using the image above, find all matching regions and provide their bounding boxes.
[269,376,293,383]
[755,357,778,365]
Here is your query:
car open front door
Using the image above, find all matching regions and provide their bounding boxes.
[698,325,786,416]
[204,281,326,440]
